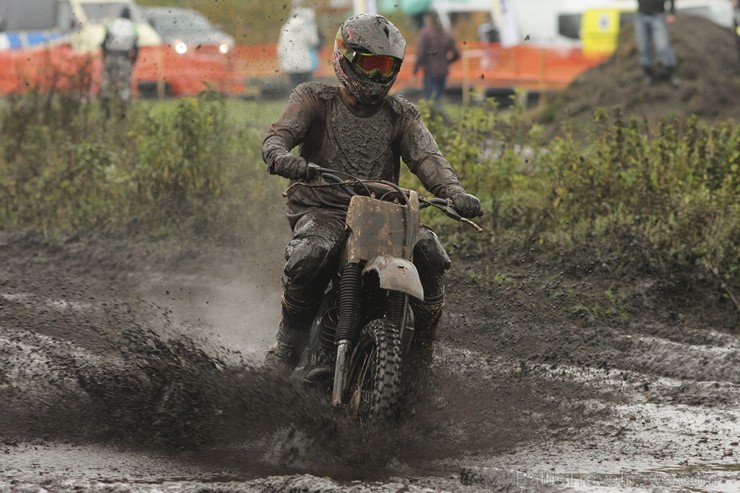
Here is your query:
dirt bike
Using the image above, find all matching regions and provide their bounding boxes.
[288,165,481,422]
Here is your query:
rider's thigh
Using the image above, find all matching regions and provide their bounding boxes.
[284,212,346,287]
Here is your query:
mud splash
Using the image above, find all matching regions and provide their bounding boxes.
[1,320,410,475]
[1,299,597,484]
[1,303,505,483]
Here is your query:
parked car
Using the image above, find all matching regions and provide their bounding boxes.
[69,0,161,51]
[144,7,234,55]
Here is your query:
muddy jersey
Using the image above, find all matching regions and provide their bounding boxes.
[262,82,464,224]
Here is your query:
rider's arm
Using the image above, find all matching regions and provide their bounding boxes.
[262,85,318,179]
[398,117,465,199]
[398,107,484,218]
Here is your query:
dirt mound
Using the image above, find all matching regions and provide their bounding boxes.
[540,16,740,131]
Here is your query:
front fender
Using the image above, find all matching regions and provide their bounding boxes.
[363,256,424,300]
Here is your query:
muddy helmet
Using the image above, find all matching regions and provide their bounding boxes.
[333,14,406,105]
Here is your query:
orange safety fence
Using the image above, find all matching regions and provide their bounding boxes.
[0,45,98,96]
[234,41,608,99]
[0,44,246,97]
[134,45,246,97]
[0,41,608,99]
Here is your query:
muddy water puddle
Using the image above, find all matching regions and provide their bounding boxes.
[436,340,740,493]
[2,267,740,492]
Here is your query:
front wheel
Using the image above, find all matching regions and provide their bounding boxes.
[346,319,402,422]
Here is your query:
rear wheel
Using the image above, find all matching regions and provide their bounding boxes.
[346,319,402,422]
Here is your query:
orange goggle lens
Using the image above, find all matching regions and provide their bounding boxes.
[354,53,397,77]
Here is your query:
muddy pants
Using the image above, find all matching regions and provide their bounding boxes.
[276,210,450,351]
[101,51,134,107]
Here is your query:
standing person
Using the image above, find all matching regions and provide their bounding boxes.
[477,13,500,44]
[100,7,139,117]
[477,13,500,70]
[277,6,321,90]
[413,11,461,105]
[734,0,740,62]
[262,13,483,373]
[634,0,679,87]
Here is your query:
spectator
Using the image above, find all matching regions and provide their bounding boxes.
[413,11,461,105]
[477,14,500,43]
[100,7,139,117]
[477,13,500,70]
[277,6,321,90]
[734,0,740,62]
[634,0,679,87]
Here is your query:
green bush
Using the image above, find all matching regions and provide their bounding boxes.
[1,93,736,290]
[0,93,283,241]
[418,101,738,287]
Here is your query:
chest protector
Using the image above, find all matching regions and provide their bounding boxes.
[104,18,137,51]
[325,98,396,181]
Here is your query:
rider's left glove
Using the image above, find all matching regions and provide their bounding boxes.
[452,192,484,218]
[269,154,309,181]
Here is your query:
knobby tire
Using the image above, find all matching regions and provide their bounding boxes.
[347,319,402,422]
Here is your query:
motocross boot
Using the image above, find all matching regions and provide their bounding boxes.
[409,293,445,372]
[642,66,656,85]
[263,293,318,375]
[666,66,680,88]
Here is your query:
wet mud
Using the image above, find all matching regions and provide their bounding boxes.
[0,232,738,492]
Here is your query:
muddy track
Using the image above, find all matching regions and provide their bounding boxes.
[0,232,737,492]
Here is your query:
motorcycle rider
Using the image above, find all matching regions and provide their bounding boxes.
[262,13,483,373]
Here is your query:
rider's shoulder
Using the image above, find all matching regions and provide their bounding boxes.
[386,93,421,121]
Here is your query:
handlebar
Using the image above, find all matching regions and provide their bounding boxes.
[292,164,483,232]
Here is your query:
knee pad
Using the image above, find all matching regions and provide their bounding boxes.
[414,227,451,298]
[415,227,451,272]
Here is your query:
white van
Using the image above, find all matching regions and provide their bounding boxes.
[431,0,732,47]
[431,0,635,47]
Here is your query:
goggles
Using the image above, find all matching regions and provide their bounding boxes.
[354,53,398,78]
[336,36,399,79]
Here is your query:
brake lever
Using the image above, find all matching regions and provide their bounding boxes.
[421,198,484,233]
[306,163,322,182]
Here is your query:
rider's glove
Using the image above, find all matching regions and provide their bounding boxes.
[451,192,484,218]
[269,154,309,181]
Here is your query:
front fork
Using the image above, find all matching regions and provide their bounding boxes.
[332,340,351,406]
[331,261,410,406]
[332,263,362,406]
